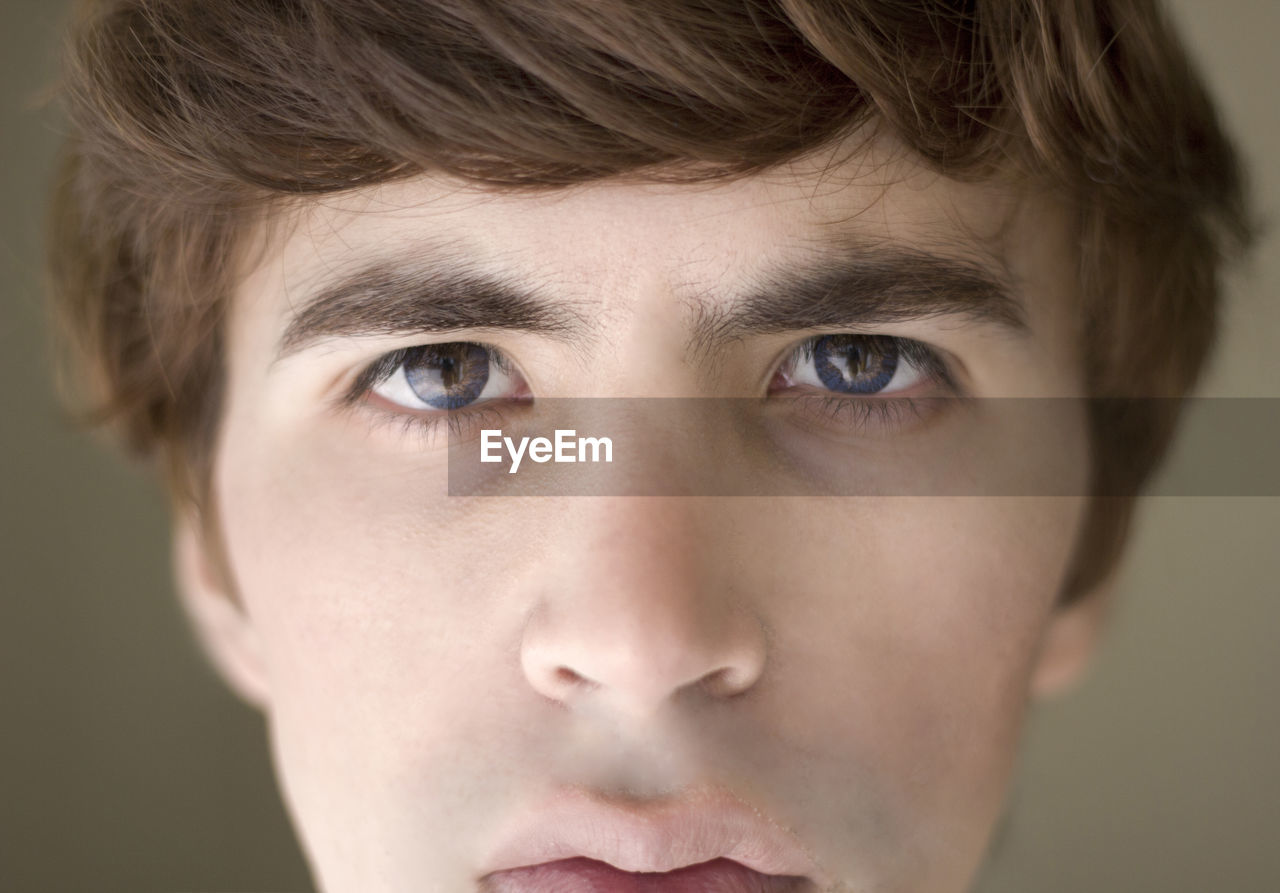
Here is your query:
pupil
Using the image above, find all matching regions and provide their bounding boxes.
[439,356,461,389]
[813,335,898,394]
[404,343,491,409]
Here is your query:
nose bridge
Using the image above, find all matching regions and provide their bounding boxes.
[520,497,766,719]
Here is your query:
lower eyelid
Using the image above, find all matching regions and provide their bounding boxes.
[355,401,500,449]
[777,393,957,444]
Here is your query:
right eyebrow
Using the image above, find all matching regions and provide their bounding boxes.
[275,259,591,361]
[691,245,1030,354]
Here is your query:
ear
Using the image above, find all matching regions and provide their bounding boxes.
[173,514,271,709]
[1029,575,1118,699]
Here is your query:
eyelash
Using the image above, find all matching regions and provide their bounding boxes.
[340,335,959,443]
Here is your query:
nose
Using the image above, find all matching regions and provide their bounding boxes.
[519,498,768,721]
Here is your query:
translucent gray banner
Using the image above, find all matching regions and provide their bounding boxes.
[445,398,1280,497]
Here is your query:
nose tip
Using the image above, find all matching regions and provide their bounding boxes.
[524,621,762,721]
[521,612,766,718]
[517,498,769,721]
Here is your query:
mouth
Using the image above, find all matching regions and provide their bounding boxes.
[477,784,827,892]
[480,856,813,892]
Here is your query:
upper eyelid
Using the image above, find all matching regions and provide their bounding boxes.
[787,333,947,368]
[356,341,512,387]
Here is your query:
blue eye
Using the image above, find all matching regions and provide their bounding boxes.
[363,343,519,411]
[782,334,945,396]
[811,334,898,393]
[403,343,489,409]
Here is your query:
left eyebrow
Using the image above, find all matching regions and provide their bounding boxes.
[275,258,591,361]
[691,246,1030,353]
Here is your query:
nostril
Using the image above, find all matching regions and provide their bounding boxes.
[554,666,595,689]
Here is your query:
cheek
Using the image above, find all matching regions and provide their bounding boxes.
[217,419,513,720]
[214,420,543,883]
[767,494,1083,883]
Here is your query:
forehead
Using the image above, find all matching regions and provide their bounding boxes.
[254,140,1033,303]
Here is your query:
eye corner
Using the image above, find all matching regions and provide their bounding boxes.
[340,349,405,407]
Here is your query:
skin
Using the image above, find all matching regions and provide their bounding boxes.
[178,138,1112,892]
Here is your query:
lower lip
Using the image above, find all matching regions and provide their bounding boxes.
[480,857,812,892]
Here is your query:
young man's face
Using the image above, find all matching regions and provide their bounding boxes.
[181,139,1106,892]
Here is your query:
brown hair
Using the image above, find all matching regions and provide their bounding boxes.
[48,0,1252,600]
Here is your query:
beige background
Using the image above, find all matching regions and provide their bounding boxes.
[1,1,1275,890]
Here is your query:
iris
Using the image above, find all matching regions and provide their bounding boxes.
[403,343,491,409]
[811,334,899,394]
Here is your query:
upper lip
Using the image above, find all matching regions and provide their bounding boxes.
[479,783,827,882]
